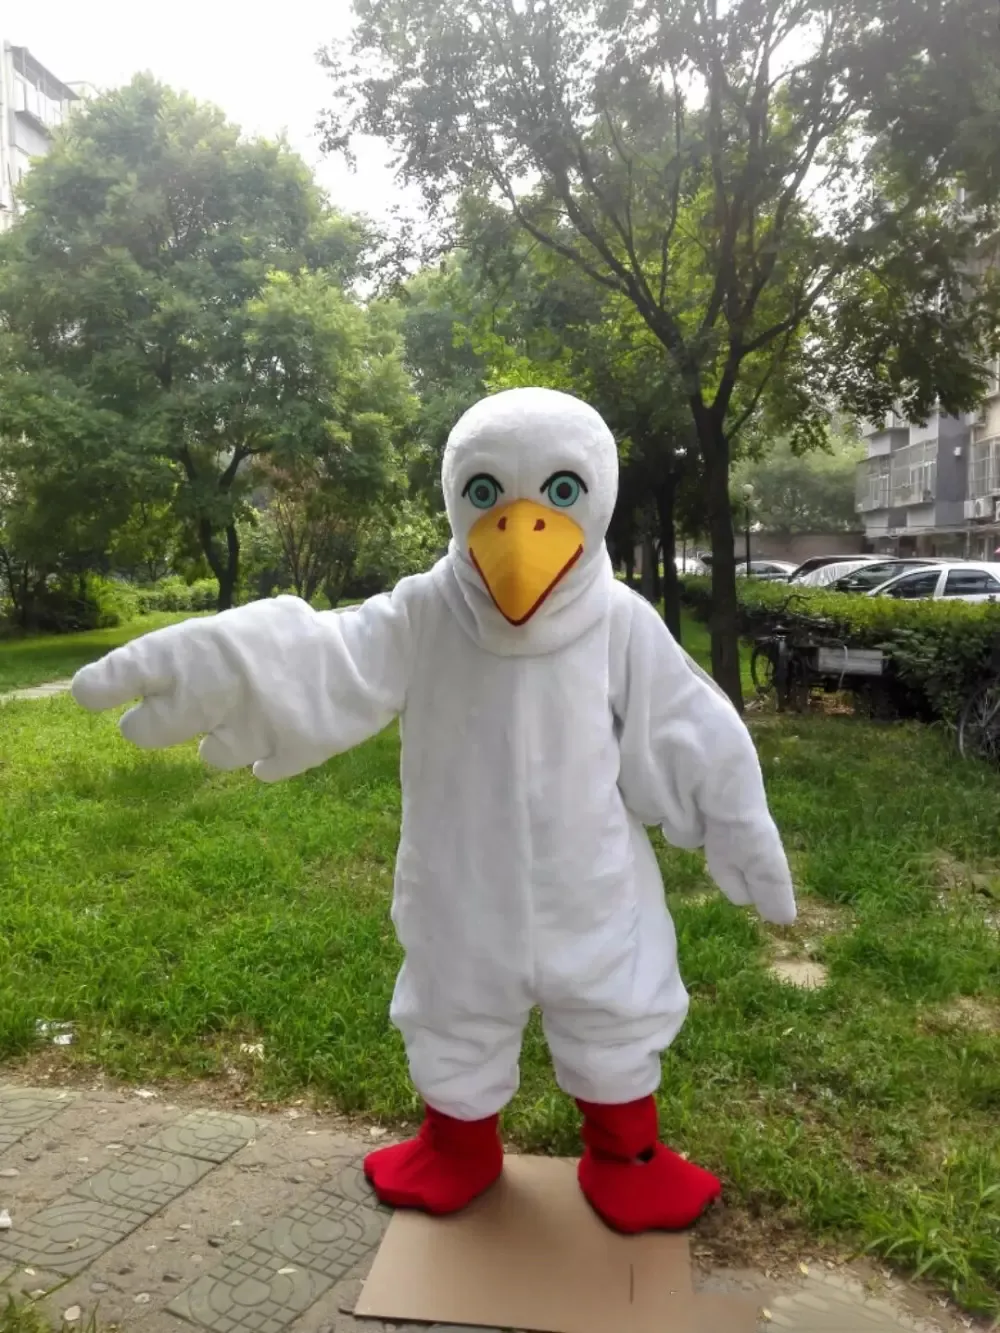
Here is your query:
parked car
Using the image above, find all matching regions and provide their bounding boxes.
[830,558,950,594]
[675,554,708,576]
[791,558,889,589]
[735,560,798,581]
[869,562,1000,603]
[786,554,878,583]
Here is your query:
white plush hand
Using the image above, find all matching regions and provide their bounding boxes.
[704,818,797,926]
[72,614,265,763]
[71,595,407,784]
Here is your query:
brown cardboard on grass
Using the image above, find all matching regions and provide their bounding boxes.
[357,1155,759,1333]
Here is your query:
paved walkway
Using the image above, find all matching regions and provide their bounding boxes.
[0,1084,974,1333]
[0,680,73,704]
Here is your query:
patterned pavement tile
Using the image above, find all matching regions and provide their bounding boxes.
[0,1199,147,1275]
[168,1243,333,1333]
[763,1274,929,1331]
[326,1159,390,1213]
[250,1186,385,1281]
[0,1088,76,1153]
[146,1110,257,1163]
[71,1144,214,1217]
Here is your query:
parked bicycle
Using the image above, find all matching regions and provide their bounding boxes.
[749,595,828,712]
[957,637,1000,765]
[749,595,888,713]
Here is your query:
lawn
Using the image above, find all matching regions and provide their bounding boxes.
[0,614,203,692]
[1,613,999,1313]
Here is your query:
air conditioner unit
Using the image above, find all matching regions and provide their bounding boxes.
[965,499,979,519]
[974,497,992,519]
[994,498,1000,524]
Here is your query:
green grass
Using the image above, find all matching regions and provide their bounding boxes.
[0,616,999,1312]
[675,608,755,697]
[0,1295,98,1333]
[0,614,204,692]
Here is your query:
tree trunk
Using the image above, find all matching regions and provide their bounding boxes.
[699,416,743,709]
[217,524,240,611]
[197,519,240,612]
[655,480,682,643]
[623,546,636,589]
[640,533,658,602]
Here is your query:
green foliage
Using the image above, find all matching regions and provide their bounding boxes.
[323,0,1000,703]
[1,1293,101,1333]
[397,258,490,506]
[134,578,219,615]
[0,574,142,635]
[681,576,1000,722]
[732,433,865,536]
[0,76,401,612]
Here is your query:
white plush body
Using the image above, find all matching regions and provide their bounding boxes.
[73,389,794,1121]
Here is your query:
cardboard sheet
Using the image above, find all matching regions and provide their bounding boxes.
[356,1155,760,1333]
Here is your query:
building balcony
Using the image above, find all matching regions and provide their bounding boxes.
[891,483,937,508]
[856,458,891,512]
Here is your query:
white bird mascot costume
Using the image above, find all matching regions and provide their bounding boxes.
[73,387,795,1234]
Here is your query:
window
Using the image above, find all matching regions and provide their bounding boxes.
[838,562,899,591]
[944,569,1000,597]
[883,571,941,600]
[969,437,1000,499]
[890,440,937,506]
[856,456,891,511]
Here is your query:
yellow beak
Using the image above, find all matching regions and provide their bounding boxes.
[468,499,585,626]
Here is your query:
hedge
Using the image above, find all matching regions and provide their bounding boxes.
[680,576,1000,722]
[134,577,219,615]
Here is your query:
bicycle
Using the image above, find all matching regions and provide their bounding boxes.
[748,595,829,712]
[957,638,1000,764]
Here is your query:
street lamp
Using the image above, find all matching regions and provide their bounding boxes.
[741,483,755,577]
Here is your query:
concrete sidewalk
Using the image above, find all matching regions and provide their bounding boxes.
[0,1083,973,1333]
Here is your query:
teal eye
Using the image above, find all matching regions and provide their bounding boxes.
[463,474,502,510]
[544,471,585,508]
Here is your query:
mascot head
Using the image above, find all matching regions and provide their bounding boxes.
[441,388,619,626]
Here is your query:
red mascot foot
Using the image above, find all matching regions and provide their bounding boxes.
[577,1096,721,1233]
[364,1105,503,1214]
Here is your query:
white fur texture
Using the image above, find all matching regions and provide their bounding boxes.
[71,388,794,1120]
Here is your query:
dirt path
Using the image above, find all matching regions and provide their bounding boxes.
[0,680,73,703]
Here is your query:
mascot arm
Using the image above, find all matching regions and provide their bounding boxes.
[615,594,796,926]
[71,590,414,783]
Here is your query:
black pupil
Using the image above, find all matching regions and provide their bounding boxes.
[555,480,573,501]
[474,483,492,503]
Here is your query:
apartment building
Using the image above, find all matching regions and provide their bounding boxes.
[0,42,85,230]
[856,358,1000,559]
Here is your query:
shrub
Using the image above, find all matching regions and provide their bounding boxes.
[2,575,141,633]
[681,576,1000,721]
[135,577,219,614]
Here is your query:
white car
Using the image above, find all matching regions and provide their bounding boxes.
[736,560,798,581]
[869,562,1000,603]
[792,558,883,588]
[675,554,708,576]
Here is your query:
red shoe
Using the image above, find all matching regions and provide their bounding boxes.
[364,1105,503,1214]
[577,1096,721,1233]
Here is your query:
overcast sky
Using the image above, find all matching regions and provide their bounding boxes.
[9,0,418,224]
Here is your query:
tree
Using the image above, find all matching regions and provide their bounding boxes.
[321,0,998,705]
[0,76,399,611]
[397,259,491,508]
[732,433,864,539]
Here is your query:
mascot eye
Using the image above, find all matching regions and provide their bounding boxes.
[463,474,503,510]
[543,471,587,508]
